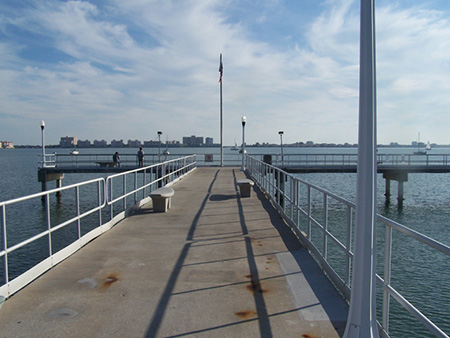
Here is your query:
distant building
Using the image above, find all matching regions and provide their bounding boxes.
[143,140,160,147]
[205,137,213,145]
[183,135,204,147]
[111,139,125,147]
[93,139,108,147]
[77,140,91,148]
[127,139,141,148]
[1,141,14,149]
[60,136,77,148]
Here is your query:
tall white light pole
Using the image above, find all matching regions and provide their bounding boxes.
[157,131,162,162]
[279,131,284,167]
[40,120,46,168]
[343,0,379,337]
[219,54,224,167]
[241,116,246,171]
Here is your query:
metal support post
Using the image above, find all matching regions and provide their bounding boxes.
[343,0,380,336]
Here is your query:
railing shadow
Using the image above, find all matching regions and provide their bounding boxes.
[252,172,349,336]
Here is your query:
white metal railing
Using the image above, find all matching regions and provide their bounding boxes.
[1,155,196,300]
[37,152,450,170]
[38,152,237,168]
[246,155,450,338]
[250,153,450,171]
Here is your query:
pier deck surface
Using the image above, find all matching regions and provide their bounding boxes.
[0,167,348,337]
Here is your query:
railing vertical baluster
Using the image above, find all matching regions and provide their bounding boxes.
[290,177,294,220]
[307,185,312,238]
[346,205,352,286]
[76,186,81,240]
[45,193,52,258]
[143,168,146,199]
[109,179,113,220]
[1,204,8,286]
[97,180,102,228]
[382,224,393,333]
[123,175,127,210]
[323,193,328,260]
[134,171,137,204]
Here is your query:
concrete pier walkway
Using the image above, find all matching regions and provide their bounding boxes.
[0,167,348,337]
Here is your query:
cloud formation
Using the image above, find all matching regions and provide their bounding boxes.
[1,0,450,145]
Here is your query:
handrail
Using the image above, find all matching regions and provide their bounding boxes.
[246,155,450,338]
[38,152,450,170]
[1,155,197,300]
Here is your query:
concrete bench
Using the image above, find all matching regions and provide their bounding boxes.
[237,179,254,197]
[96,161,118,168]
[150,187,174,212]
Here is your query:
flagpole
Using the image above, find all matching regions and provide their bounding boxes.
[343,0,379,337]
[219,54,223,167]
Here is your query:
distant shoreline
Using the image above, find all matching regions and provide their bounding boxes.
[9,143,448,149]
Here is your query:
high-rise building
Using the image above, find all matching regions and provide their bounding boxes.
[60,136,77,148]
[182,135,203,147]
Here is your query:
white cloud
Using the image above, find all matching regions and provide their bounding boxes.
[1,0,450,145]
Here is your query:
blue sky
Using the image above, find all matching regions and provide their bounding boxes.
[1,0,450,146]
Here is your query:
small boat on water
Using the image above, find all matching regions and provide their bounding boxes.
[70,149,79,155]
[413,133,427,155]
[231,141,239,151]
[425,141,431,151]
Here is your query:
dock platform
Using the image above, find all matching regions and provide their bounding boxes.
[0,167,348,337]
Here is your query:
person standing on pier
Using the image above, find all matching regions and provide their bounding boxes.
[137,147,144,166]
[113,152,121,167]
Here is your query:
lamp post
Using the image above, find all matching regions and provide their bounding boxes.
[40,120,46,168]
[279,131,284,167]
[241,116,247,171]
[157,131,162,162]
[343,0,379,337]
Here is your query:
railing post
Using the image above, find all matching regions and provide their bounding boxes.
[97,180,102,228]
[45,194,52,259]
[75,186,81,240]
[307,186,312,238]
[134,171,138,204]
[1,204,8,286]
[382,225,393,333]
[345,205,352,286]
[323,193,328,260]
[123,175,127,210]
[143,168,146,200]
[109,179,113,220]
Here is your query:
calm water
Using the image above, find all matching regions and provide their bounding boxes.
[0,147,449,337]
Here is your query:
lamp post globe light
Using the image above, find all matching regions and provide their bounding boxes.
[241,116,247,171]
[157,131,162,162]
[279,131,284,167]
[40,120,46,168]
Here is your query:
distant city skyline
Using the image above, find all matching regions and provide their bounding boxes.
[2,1,450,145]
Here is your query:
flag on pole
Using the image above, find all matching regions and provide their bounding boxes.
[219,56,223,83]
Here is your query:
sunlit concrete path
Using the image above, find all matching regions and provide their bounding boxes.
[0,167,348,338]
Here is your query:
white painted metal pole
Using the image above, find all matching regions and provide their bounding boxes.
[40,120,46,168]
[343,0,379,337]
[241,116,246,171]
[219,54,223,167]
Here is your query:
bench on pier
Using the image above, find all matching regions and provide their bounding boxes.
[237,179,254,198]
[150,187,174,212]
[96,161,118,168]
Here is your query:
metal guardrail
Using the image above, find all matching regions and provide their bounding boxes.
[264,153,450,169]
[38,152,450,170]
[1,155,196,300]
[38,152,240,168]
[246,155,450,338]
